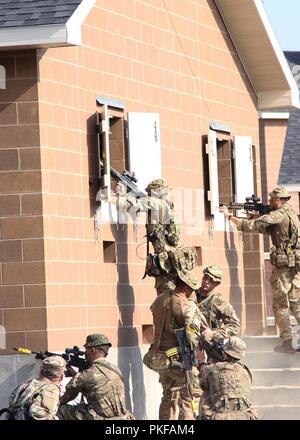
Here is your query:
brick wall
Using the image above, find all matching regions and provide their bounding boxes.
[0,50,46,350]
[0,0,264,350]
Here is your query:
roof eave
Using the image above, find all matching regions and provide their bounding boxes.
[0,0,96,50]
[0,24,71,50]
[214,0,300,110]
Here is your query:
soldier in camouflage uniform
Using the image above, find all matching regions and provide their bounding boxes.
[148,269,208,420]
[58,334,134,420]
[196,266,240,343]
[198,336,259,420]
[221,187,300,353]
[117,178,180,295]
[7,355,66,420]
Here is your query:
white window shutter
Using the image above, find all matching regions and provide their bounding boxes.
[233,136,254,202]
[127,112,161,192]
[206,129,219,215]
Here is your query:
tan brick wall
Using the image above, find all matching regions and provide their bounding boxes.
[260,118,289,202]
[34,0,262,348]
[0,0,264,350]
[0,50,46,350]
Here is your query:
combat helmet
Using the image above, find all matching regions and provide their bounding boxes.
[84,334,112,348]
[145,179,169,195]
[41,355,66,378]
[269,186,291,200]
[203,265,223,283]
[223,336,246,360]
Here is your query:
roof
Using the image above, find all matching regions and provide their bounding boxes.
[285,52,300,89]
[0,1,82,28]
[0,0,96,48]
[215,0,299,109]
[278,52,300,187]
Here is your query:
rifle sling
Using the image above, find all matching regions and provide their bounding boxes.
[94,360,124,383]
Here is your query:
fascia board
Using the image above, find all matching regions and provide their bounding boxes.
[66,0,97,45]
[0,24,68,49]
[254,0,299,109]
[0,0,96,49]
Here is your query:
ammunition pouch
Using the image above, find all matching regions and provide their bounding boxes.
[165,346,182,369]
[143,345,170,373]
[270,247,296,268]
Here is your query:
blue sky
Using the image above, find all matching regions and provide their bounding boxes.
[263,0,300,50]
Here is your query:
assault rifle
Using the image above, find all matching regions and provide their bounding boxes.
[221,194,271,217]
[173,328,198,396]
[110,166,146,198]
[14,346,87,372]
[197,334,225,362]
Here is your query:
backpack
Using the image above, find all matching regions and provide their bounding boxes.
[7,380,47,420]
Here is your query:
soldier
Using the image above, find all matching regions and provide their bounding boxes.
[198,336,259,420]
[196,265,240,343]
[58,334,134,420]
[116,178,180,295]
[220,187,300,353]
[7,355,66,420]
[146,269,207,420]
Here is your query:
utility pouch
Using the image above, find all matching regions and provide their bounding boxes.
[287,251,296,268]
[275,252,289,268]
[143,346,170,373]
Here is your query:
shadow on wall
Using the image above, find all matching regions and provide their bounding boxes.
[0,354,40,411]
[224,229,243,327]
[111,223,147,420]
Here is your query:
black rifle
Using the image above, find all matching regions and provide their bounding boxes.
[110,166,146,199]
[14,346,87,372]
[174,328,198,396]
[197,334,225,362]
[222,194,271,216]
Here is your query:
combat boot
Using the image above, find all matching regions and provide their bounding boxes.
[274,339,295,353]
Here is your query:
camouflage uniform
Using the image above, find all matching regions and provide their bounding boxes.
[58,334,133,420]
[121,179,180,295]
[150,270,207,420]
[7,356,65,420]
[198,337,259,420]
[196,266,240,340]
[237,187,300,343]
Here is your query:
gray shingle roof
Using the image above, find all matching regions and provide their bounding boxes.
[278,52,300,186]
[0,0,82,28]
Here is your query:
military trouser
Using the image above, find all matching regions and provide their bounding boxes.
[57,403,134,420]
[158,367,201,420]
[270,266,300,340]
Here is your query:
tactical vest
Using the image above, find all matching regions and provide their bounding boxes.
[269,204,300,268]
[146,198,180,252]
[206,362,252,411]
